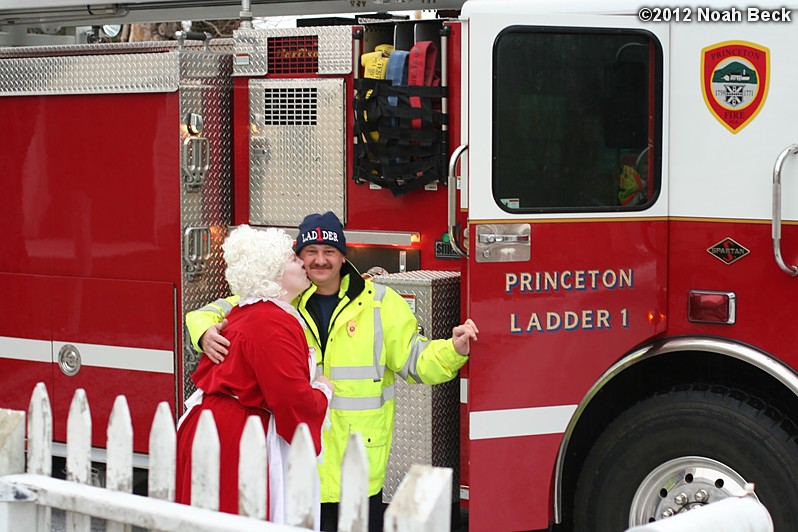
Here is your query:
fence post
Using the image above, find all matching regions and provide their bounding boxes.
[286,423,316,530]
[148,402,175,502]
[338,433,368,532]
[384,465,452,532]
[191,410,220,511]
[66,388,92,531]
[27,382,52,530]
[238,416,267,519]
[106,396,133,532]
[0,408,36,531]
[27,383,52,477]
[106,397,133,493]
[0,408,25,476]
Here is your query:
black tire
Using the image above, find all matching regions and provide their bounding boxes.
[573,384,798,531]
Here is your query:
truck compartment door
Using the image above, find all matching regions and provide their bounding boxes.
[50,276,176,453]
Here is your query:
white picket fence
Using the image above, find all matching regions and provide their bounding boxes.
[0,383,452,532]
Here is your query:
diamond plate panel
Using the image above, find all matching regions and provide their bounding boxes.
[248,78,345,227]
[373,271,461,503]
[233,25,353,76]
[0,52,180,95]
[0,40,235,97]
[179,49,234,399]
[0,40,192,58]
[0,39,232,59]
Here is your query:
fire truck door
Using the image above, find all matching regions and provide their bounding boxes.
[461,10,668,531]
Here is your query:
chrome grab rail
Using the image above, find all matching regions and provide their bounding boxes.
[447,144,468,257]
[477,233,531,244]
[772,144,798,276]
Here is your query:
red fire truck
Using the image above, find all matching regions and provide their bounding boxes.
[2,0,798,529]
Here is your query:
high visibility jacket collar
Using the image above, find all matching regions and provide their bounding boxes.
[338,260,365,299]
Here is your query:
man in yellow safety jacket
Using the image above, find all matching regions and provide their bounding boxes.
[186,211,478,532]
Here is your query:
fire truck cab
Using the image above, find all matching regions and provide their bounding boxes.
[461,1,798,530]
[2,0,798,530]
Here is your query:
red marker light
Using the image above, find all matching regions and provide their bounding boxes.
[688,290,736,324]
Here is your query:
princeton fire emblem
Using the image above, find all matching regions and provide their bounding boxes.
[701,41,769,134]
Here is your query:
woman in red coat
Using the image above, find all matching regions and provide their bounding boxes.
[176,225,333,525]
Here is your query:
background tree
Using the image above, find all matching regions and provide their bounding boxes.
[123,19,240,42]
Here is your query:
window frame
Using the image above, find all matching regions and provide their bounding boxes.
[491,25,664,214]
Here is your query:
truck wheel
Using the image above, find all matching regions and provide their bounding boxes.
[573,385,798,530]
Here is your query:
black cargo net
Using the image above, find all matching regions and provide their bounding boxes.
[353,78,448,196]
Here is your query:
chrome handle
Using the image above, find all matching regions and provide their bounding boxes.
[477,233,531,244]
[183,226,211,281]
[448,144,468,257]
[181,136,210,190]
[772,144,798,276]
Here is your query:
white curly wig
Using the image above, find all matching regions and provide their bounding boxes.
[223,225,295,299]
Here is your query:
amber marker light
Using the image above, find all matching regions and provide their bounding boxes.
[688,290,736,324]
[646,310,666,326]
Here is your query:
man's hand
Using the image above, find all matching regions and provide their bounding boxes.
[200,319,230,364]
[452,318,479,356]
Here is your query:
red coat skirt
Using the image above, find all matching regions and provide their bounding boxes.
[175,300,329,517]
[176,392,271,514]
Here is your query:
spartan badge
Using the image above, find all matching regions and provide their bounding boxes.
[702,41,769,133]
[707,237,750,265]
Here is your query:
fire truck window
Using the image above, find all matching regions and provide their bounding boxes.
[493,29,662,212]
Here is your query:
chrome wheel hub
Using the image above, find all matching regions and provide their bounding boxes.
[629,456,755,525]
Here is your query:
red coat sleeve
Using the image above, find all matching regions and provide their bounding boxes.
[245,315,329,454]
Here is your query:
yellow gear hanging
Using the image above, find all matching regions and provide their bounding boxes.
[360,44,393,142]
